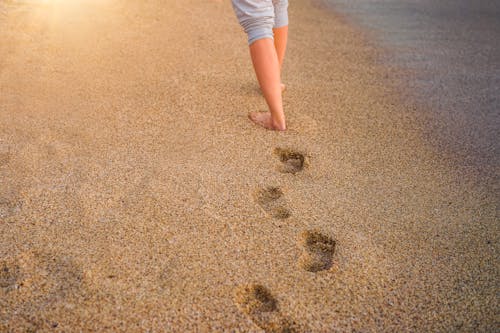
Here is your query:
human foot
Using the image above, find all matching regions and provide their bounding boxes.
[248,111,286,131]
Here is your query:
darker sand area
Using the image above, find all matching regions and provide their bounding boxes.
[0,0,498,332]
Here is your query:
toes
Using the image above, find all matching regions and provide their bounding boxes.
[274,148,307,174]
[254,186,291,219]
[297,230,336,272]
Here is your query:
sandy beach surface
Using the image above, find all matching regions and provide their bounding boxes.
[0,0,498,331]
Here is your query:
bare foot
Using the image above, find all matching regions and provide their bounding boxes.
[248,111,286,131]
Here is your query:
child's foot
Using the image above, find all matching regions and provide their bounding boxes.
[248,111,286,131]
[281,83,286,93]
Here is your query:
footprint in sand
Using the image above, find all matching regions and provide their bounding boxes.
[255,186,291,219]
[1,251,85,331]
[0,198,22,219]
[0,152,10,166]
[0,260,21,292]
[274,148,307,174]
[0,144,10,167]
[9,250,83,299]
[297,230,336,272]
[234,284,297,333]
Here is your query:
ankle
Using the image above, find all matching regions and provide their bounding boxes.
[272,118,286,131]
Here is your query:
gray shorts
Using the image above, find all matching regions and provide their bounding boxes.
[231,0,289,45]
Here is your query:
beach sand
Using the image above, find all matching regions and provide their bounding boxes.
[0,0,497,331]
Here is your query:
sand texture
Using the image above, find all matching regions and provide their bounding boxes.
[0,0,498,332]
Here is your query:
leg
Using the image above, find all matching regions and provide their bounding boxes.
[273,26,288,93]
[231,0,286,130]
[272,0,289,70]
[249,38,286,130]
[273,26,288,70]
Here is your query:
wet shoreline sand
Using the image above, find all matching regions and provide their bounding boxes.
[323,0,500,178]
[1,0,497,331]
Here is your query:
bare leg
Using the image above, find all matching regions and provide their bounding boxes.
[248,38,286,131]
[273,25,288,92]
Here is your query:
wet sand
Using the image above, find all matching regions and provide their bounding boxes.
[325,0,500,175]
[0,0,498,331]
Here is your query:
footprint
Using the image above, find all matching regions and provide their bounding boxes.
[274,148,306,174]
[255,186,291,219]
[297,230,336,272]
[0,144,10,167]
[1,251,85,331]
[234,284,277,314]
[14,250,83,299]
[0,260,21,291]
[234,284,297,333]
[0,152,10,166]
[0,198,22,218]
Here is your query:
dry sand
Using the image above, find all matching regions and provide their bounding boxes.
[0,0,498,331]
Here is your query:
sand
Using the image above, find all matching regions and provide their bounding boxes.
[0,0,498,332]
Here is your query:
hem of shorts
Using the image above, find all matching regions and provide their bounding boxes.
[248,34,274,45]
